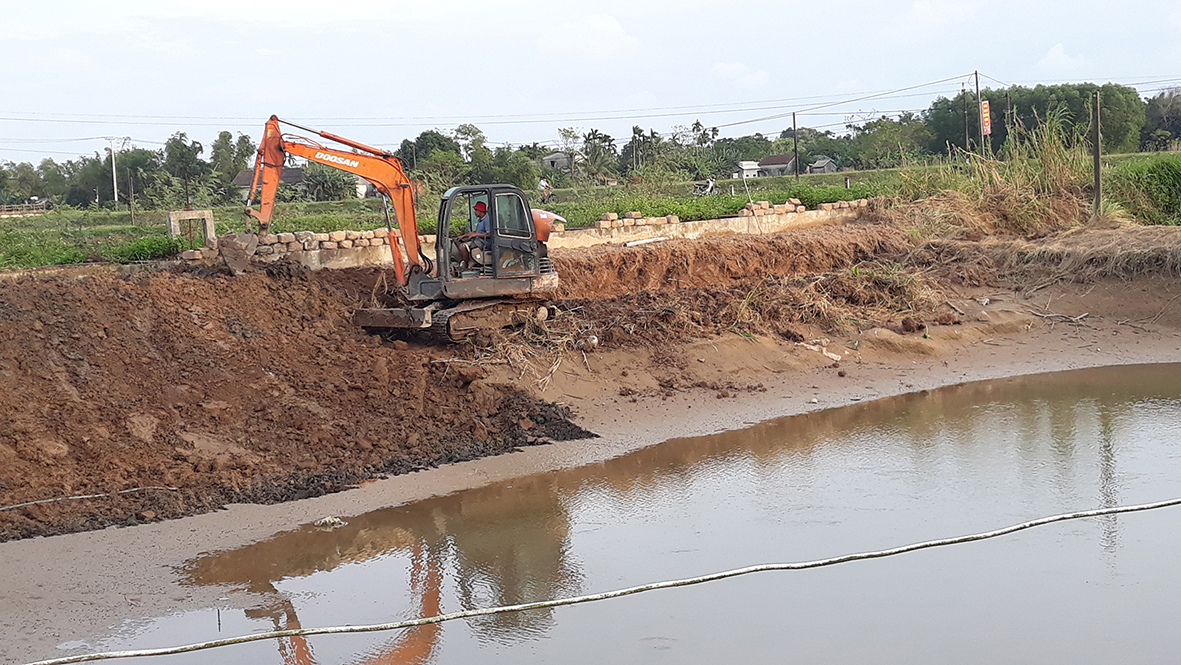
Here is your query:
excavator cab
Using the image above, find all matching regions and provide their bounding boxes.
[436,185,551,281]
[361,184,559,339]
[403,185,558,303]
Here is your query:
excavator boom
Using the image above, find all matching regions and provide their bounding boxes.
[245,116,422,284]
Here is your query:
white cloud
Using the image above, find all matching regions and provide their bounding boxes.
[39,48,96,74]
[540,14,640,61]
[1037,43,1085,72]
[711,63,769,89]
[1170,9,1181,27]
[904,0,975,29]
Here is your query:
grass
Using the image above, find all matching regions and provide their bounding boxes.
[1106,153,1181,225]
[3,147,1179,269]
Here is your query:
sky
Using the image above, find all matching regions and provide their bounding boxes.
[1,0,1179,165]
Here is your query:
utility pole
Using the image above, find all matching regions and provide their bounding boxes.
[792,112,800,181]
[1092,90,1102,216]
[127,167,135,225]
[961,83,970,152]
[107,138,119,203]
[1005,91,1012,130]
[975,71,985,154]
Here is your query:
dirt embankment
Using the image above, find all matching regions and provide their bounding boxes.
[0,265,590,541]
[4,218,1181,542]
[554,222,911,298]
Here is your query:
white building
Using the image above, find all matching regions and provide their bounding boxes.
[732,160,760,179]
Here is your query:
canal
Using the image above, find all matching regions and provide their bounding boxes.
[71,364,1181,664]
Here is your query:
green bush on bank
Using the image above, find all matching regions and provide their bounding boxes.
[1107,153,1181,225]
[0,231,87,268]
[99,236,186,263]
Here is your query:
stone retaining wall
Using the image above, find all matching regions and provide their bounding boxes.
[177,201,867,270]
[180,228,396,270]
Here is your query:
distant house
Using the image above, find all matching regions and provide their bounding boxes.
[807,156,839,174]
[757,154,797,177]
[732,160,761,179]
[541,152,571,170]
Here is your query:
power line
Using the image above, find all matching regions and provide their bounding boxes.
[0,86,988,123]
[716,73,974,130]
[0,146,106,156]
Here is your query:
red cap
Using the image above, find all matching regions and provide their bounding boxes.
[473,201,487,214]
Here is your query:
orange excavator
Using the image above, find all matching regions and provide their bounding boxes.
[244,115,562,339]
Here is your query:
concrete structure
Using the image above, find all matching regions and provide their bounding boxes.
[0,202,50,218]
[540,152,570,170]
[166,210,217,248]
[417,206,863,255]
[732,160,760,179]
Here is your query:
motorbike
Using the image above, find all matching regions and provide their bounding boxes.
[692,179,717,196]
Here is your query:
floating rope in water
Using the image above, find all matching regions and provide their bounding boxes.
[25,496,1181,665]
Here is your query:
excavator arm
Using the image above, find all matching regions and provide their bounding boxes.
[245,115,423,285]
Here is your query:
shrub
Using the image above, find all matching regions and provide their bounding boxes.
[1107,153,1181,224]
[0,232,86,268]
[100,236,185,263]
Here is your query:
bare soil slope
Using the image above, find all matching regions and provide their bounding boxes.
[4,220,1181,542]
[0,265,589,541]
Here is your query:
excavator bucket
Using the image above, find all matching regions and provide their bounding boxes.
[219,232,259,275]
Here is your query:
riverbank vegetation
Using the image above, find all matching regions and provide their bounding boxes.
[1,82,1179,268]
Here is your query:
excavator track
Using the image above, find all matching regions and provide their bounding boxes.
[430,299,552,341]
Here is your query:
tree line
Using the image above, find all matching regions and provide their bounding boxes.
[2,82,1178,208]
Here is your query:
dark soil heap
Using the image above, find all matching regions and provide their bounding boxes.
[0,264,592,541]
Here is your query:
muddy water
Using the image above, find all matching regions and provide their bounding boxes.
[81,365,1181,664]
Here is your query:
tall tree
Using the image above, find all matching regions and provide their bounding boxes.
[163,132,209,179]
[302,161,357,201]
[395,130,462,168]
[581,129,617,182]
[1142,87,1181,150]
[925,83,1146,154]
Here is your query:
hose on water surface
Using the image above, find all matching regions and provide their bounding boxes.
[24,496,1181,665]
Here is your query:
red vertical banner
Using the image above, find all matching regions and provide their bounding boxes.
[981,100,992,136]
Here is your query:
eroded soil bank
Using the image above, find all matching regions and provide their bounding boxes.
[4,218,1181,664]
[2,219,1181,544]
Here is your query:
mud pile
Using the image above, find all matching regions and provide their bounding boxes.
[0,265,591,541]
[553,223,911,298]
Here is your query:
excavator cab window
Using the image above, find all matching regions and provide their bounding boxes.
[494,193,531,237]
[444,192,479,237]
[492,192,538,276]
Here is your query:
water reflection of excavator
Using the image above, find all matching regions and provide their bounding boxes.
[243,115,563,340]
[182,475,576,665]
[245,543,444,665]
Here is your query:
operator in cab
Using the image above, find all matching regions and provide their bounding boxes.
[456,200,491,271]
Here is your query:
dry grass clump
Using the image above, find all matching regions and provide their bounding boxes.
[880,112,1099,241]
[909,225,1181,291]
[507,261,946,354]
[1004,225,1181,284]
